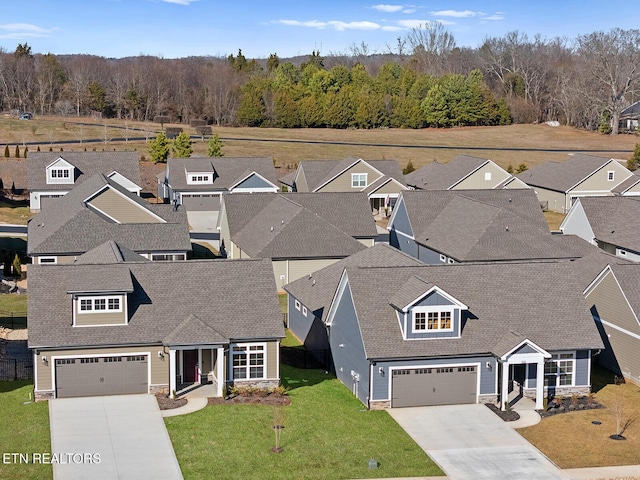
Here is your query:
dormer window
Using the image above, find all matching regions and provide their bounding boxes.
[46,158,75,185]
[187,173,213,185]
[78,296,122,313]
[51,169,70,179]
[413,308,454,333]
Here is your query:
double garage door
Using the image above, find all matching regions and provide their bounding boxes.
[391,366,477,408]
[180,194,220,211]
[55,355,148,398]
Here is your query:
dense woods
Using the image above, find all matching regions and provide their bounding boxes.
[0,25,638,133]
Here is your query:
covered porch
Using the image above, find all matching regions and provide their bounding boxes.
[168,345,226,398]
[497,336,551,411]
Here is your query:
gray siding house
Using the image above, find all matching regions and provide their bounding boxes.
[561,196,640,262]
[29,249,284,401]
[27,173,191,264]
[388,189,593,264]
[287,260,602,409]
[405,155,528,191]
[517,154,633,213]
[27,151,142,212]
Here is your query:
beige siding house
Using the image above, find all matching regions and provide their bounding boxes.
[405,155,529,191]
[29,247,284,400]
[517,154,633,213]
[218,192,377,290]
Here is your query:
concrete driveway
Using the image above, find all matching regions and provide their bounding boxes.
[388,404,568,480]
[49,394,183,480]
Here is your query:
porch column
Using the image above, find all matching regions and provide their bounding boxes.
[216,346,224,397]
[169,349,177,398]
[501,360,509,411]
[536,359,545,410]
[197,348,202,383]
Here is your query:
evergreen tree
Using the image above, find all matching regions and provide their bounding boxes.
[237,83,266,127]
[148,132,170,163]
[10,182,16,194]
[37,145,41,152]
[627,143,640,171]
[12,253,21,278]
[207,134,224,157]
[4,145,8,157]
[506,164,514,174]
[266,53,280,73]
[172,131,192,158]
[0,178,4,190]
[15,145,20,158]
[403,160,416,175]
[23,146,28,158]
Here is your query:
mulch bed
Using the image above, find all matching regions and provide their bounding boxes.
[539,396,603,418]
[156,395,188,410]
[208,394,291,406]
[485,403,521,422]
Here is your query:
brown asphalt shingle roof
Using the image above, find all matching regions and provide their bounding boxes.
[297,158,406,191]
[28,151,141,191]
[28,258,284,349]
[405,155,487,190]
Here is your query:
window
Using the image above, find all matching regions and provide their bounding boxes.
[294,300,301,311]
[544,352,574,387]
[151,253,186,261]
[104,357,122,362]
[233,344,265,379]
[447,258,455,264]
[77,296,123,313]
[413,309,454,332]
[302,306,308,317]
[38,257,57,264]
[484,172,492,181]
[51,169,70,178]
[351,173,367,188]
[608,171,615,181]
[439,254,447,263]
[80,358,99,364]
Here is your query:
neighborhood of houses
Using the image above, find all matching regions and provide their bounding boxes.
[12,149,640,416]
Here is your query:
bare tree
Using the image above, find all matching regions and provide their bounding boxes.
[405,22,457,76]
[575,28,640,134]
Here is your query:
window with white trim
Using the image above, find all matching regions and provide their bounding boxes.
[232,344,265,379]
[484,172,492,181]
[294,300,301,311]
[544,352,574,387]
[351,173,367,188]
[38,256,57,264]
[151,253,186,261]
[608,171,615,181]
[413,308,454,332]
[302,306,308,316]
[77,296,123,313]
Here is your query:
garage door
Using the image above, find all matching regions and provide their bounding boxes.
[40,194,64,211]
[181,194,220,211]
[391,366,477,408]
[55,355,148,398]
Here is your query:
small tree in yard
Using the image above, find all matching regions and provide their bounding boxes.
[4,145,8,157]
[627,143,640,171]
[402,160,415,175]
[172,131,192,158]
[12,254,21,278]
[148,132,170,163]
[515,163,528,174]
[14,145,20,158]
[0,178,4,190]
[207,133,224,157]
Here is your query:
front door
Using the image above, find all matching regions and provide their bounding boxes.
[183,350,198,383]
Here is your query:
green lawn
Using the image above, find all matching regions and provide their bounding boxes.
[278,293,288,314]
[0,201,32,225]
[165,365,442,479]
[0,293,27,315]
[0,382,52,480]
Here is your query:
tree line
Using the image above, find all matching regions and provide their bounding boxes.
[0,25,638,133]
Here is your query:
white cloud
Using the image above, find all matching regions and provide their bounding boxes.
[430,10,476,18]
[382,25,405,32]
[274,20,381,31]
[482,13,505,21]
[0,23,54,38]
[161,0,198,4]
[402,8,416,14]
[372,4,404,12]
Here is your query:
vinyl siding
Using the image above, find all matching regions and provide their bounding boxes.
[329,282,370,404]
[295,169,309,192]
[576,350,590,386]
[389,199,413,237]
[371,356,496,401]
[371,180,404,196]
[390,230,419,258]
[88,187,161,223]
[453,162,510,190]
[621,183,640,195]
[531,186,567,213]
[233,173,276,190]
[418,244,450,264]
[272,261,288,290]
[73,296,127,326]
[573,161,632,193]
[316,162,382,192]
[56,255,77,265]
[585,271,640,381]
[357,238,375,247]
[560,202,596,243]
[266,340,279,379]
[287,259,340,284]
[35,345,165,392]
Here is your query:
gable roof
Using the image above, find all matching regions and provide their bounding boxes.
[295,158,406,192]
[612,172,640,194]
[166,157,278,192]
[73,241,149,264]
[284,243,422,322]
[516,154,626,192]
[28,151,141,191]
[27,174,191,256]
[342,262,603,360]
[395,189,584,262]
[405,155,488,190]
[225,193,372,259]
[28,258,284,349]
[278,170,297,188]
[571,196,640,253]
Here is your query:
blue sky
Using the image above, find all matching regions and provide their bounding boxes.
[0,1,637,59]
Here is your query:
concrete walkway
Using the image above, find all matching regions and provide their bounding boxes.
[49,394,183,480]
[388,404,568,480]
[161,397,208,418]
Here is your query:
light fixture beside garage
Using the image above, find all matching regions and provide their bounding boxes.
[158,351,165,359]
[41,356,48,365]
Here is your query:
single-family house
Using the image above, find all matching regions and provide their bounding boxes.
[27,173,192,264]
[158,156,279,212]
[619,100,640,132]
[388,189,593,264]
[561,196,640,262]
[27,151,141,212]
[517,154,633,213]
[583,260,640,385]
[28,248,284,400]
[405,155,528,191]
[287,260,602,409]
[284,243,422,361]
[218,192,377,290]
[279,158,408,214]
